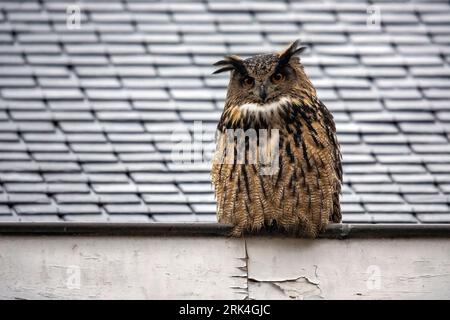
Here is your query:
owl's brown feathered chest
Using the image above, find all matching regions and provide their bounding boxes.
[217,97,338,156]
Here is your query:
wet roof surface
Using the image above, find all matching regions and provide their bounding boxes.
[0,0,450,224]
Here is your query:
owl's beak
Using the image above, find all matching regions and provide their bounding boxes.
[259,85,267,102]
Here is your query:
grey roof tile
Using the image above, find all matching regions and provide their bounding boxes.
[192,204,216,214]
[38,162,81,173]
[386,164,427,174]
[22,133,65,143]
[142,194,187,204]
[2,193,47,204]
[360,194,405,204]
[0,142,27,152]
[138,184,178,193]
[353,183,439,194]
[98,194,141,204]
[0,205,12,215]
[0,133,20,142]
[125,163,167,172]
[344,174,391,184]
[412,204,450,213]
[55,194,100,204]
[0,161,40,172]
[427,164,450,173]
[43,173,88,183]
[16,215,61,222]
[82,163,127,173]
[186,193,215,204]
[15,204,58,215]
[404,194,449,204]
[417,214,450,223]
[365,204,413,213]
[47,183,90,194]
[28,142,70,153]
[76,153,118,163]
[92,184,137,194]
[151,213,197,222]
[63,214,107,222]
[113,144,156,153]
[440,184,450,193]
[434,173,450,182]
[0,194,8,204]
[4,183,48,193]
[179,183,214,194]
[107,214,152,222]
[119,153,163,163]
[370,213,418,223]
[342,213,373,223]
[341,203,365,213]
[391,174,435,184]
[104,204,150,215]
[70,143,114,153]
[0,152,30,161]
[0,172,43,183]
[149,204,192,214]
[85,173,129,183]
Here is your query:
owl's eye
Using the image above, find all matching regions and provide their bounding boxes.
[271,73,285,84]
[242,76,255,88]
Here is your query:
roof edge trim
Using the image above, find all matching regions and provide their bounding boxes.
[0,222,449,238]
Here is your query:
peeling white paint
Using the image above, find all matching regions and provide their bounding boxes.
[0,236,246,300]
[245,237,450,299]
[0,236,449,299]
[248,276,322,300]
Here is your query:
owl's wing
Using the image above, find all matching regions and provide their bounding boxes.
[274,128,337,236]
[317,100,342,223]
[273,100,342,235]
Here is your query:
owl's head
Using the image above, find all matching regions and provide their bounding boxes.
[213,40,312,107]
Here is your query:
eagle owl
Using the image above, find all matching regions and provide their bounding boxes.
[211,40,342,238]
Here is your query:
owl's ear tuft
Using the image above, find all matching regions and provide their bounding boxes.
[212,66,235,74]
[277,39,307,68]
[212,55,247,75]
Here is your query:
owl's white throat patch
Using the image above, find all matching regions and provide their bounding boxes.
[239,97,290,114]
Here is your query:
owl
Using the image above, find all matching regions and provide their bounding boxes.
[211,40,342,238]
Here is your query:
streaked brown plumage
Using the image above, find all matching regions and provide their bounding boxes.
[211,40,342,238]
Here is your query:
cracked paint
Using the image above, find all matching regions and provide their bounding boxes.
[0,236,449,299]
[241,238,323,299]
[244,237,450,299]
[248,276,323,300]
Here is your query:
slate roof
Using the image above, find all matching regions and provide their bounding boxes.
[0,0,450,224]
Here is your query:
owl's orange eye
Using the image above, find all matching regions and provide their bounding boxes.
[242,77,255,88]
[271,73,285,84]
